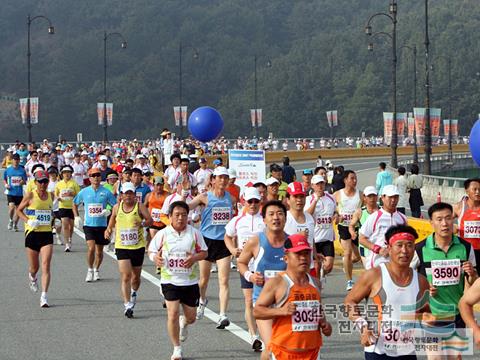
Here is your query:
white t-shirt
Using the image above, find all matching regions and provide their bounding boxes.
[164,165,180,183]
[284,211,315,268]
[194,168,213,193]
[149,225,207,286]
[305,193,336,243]
[161,192,199,223]
[394,175,408,209]
[72,162,86,186]
[359,209,407,270]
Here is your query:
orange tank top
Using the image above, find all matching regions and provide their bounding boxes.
[269,272,323,356]
[148,191,167,227]
[458,199,480,249]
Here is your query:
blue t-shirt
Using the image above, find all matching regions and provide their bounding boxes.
[16,149,29,166]
[135,183,151,203]
[4,165,27,197]
[73,185,117,227]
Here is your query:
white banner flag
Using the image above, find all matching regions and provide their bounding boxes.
[20,98,39,124]
[106,103,113,126]
[173,106,180,127]
[97,103,105,125]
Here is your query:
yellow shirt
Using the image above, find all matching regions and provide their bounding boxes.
[26,179,36,193]
[115,201,145,250]
[55,179,80,209]
[25,191,53,233]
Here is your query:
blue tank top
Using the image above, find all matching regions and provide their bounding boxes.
[252,232,287,303]
[200,191,233,240]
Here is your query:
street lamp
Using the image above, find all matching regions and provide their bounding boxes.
[253,55,272,139]
[103,31,127,143]
[399,44,419,164]
[431,55,453,162]
[178,42,199,139]
[424,0,432,175]
[365,0,398,168]
[27,14,55,143]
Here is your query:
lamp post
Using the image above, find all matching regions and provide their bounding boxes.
[365,0,398,168]
[27,15,54,143]
[432,56,453,162]
[253,55,272,139]
[103,31,127,143]
[178,42,199,139]
[424,0,432,175]
[400,44,418,164]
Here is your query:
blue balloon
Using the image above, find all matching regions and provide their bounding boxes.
[469,119,480,167]
[188,106,224,142]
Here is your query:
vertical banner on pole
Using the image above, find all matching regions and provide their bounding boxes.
[30,98,39,124]
[396,112,406,145]
[413,107,426,146]
[257,109,262,127]
[332,110,338,127]
[106,103,113,126]
[97,103,105,125]
[451,119,458,138]
[181,106,188,127]
[443,119,450,137]
[173,106,181,127]
[383,112,393,145]
[407,112,415,138]
[250,109,256,127]
[430,108,441,141]
[20,98,28,124]
[326,111,332,128]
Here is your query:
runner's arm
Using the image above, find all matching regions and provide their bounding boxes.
[188,192,207,210]
[304,195,317,215]
[104,204,118,238]
[349,208,362,239]
[16,191,34,222]
[143,192,151,208]
[253,277,291,320]
[237,235,258,276]
[138,203,153,227]
[459,278,480,332]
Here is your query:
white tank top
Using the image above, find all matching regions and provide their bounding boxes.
[365,263,419,356]
[338,189,361,226]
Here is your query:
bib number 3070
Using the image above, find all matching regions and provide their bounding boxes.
[291,300,321,332]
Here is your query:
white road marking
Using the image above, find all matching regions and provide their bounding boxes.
[72,226,252,344]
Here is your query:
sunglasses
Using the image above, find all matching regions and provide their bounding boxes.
[247,199,260,204]
[37,179,49,184]
[90,173,101,178]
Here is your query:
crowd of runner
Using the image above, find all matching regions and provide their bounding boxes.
[2,134,480,360]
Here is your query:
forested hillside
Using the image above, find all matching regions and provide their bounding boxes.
[1,0,479,141]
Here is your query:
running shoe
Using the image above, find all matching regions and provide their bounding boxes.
[210,263,217,273]
[124,307,134,318]
[7,220,13,231]
[346,280,354,291]
[196,298,208,320]
[64,243,71,252]
[93,270,100,282]
[171,346,182,360]
[29,276,38,293]
[251,335,262,352]
[230,261,236,270]
[216,314,230,329]
[85,269,94,282]
[55,234,63,245]
[179,315,188,342]
[131,291,137,308]
[40,294,49,308]
[156,267,161,275]
[13,224,18,232]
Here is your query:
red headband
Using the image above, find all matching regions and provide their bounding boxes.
[388,232,416,245]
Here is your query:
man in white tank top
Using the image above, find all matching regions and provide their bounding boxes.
[345,225,431,359]
[334,170,363,291]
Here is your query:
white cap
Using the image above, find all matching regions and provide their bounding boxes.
[99,155,108,161]
[213,166,229,177]
[121,182,136,193]
[244,187,261,201]
[136,154,145,159]
[363,186,378,196]
[228,168,237,178]
[180,154,189,160]
[311,175,325,184]
[81,151,88,155]
[265,177,279,186]
[382,184,400,196]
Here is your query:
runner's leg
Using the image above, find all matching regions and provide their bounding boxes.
[217,256,230,315]
[257,319,273,360]
[198,260,212,302]
[118,260,133,303]
[340,239,353,280]
[26,247,40,279]
[242,288,257,335]
[94,244,104,270]
[131,265,142,293]
[39,244,53,292]
[166,299,181,346]
[86,239,95,268]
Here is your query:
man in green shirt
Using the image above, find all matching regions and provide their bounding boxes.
[270,164,288,200]
[412,202,477,329]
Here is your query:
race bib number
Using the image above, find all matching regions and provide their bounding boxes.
[120,228,139,246]
[341,212,354,225]
[264,270,281,282]
[151,208,162,223]
[35,210,52,225]
[135,192,143,203]
[87,203,103,217]
[316,216,332,229]
[292,300,321,332]
[431,259,461,286]
[60,189,73,200]
[211,207,230,225]
[10,176,23,186]
[463,221,480,239]
[383,320,416,355]
[166,251,192,275]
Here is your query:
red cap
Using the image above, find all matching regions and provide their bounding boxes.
[287,182,305,196]
[285,233,312,253]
